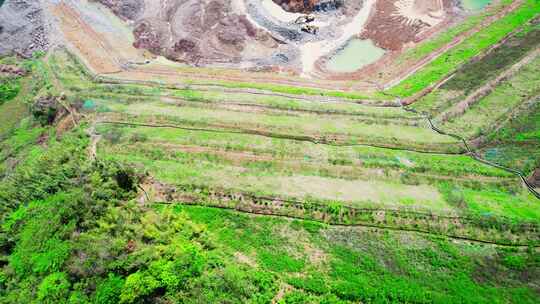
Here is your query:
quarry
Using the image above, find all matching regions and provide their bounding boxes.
[0,0,489,84]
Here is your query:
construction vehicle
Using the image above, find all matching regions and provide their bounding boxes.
[294,14,315,24]
[301,24,319,35]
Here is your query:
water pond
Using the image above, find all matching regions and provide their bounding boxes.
[326,39,386,73]
[461,0,492,11]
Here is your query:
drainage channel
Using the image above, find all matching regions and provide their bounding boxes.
[374,88,540,200]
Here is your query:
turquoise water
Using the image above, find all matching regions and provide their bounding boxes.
[461,0,492,11]
[326,39,386,73]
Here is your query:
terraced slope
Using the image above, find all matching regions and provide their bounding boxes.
[40,46,540,246]
[1,2,539,302]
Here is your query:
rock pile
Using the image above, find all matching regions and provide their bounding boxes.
[272,0,343,13]
[0,0,49,57]
[0,64,27,77]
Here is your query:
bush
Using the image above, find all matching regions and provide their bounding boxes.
[94,274,125,304]
[37,272,71,304]
[129,132,148,143]
[0,78,20,105]
[447,187,466,208]
[279,291,315,304]
[119,271,162,304]
[502,254,527,270]
[259,250,305,272]
[103,127,124,144]
[7,192,79,277]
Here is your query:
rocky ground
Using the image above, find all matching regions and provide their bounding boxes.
[360,0,456,51]
[92,0,284,67]
[272,0,344,13]
[0,0,49,57]
[88,0,368,71]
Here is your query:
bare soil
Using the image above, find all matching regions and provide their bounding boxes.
[529,168,540,188]
[45,0,520,95]
[360,0,453,51]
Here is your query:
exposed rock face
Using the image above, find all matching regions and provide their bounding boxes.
[92,0,144,20]
[529,168,540,188]
[272,0,343,13]
[360,0,452,50]
[0,0,49,57]
[98,0,278,66]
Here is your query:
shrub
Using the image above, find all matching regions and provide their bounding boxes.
[0,78,20,104]
[37,272,71,304]
[94,274,125,304]
[259,250,304,272]
[279,291,315,304]
[502,254,527,270]
[129,132,148,143]
[447,188,466,208]
[119,272,162,304]
[103,127,124,144]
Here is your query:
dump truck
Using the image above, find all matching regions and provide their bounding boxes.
[301,24,319,34]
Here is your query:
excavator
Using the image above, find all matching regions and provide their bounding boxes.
[295,14,319,35]
[294,14,315,24]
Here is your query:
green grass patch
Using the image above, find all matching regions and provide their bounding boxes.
[389,0,540,97]
[414,21,540,115]
[397,0,514,63]
[177,205,540,303]
[0,78,21,105]
[440,54,540,138]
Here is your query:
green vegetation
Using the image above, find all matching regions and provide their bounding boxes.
[478,102,540,175]
[440,54,540,138]
[389,0,540,97]
[397,0,514,63]
[0,84,28,139]
[0,78,20,105]
[414,20,540,116]
[2,2,540,300]
[97,99,459,151]
[194,79,387,101]
[1,125,538,302]
[95,123,540,224]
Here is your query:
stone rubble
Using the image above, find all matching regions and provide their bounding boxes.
[0,0,49,57]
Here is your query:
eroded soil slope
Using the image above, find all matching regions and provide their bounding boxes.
[93,0,279,66]
[361,0,455,50]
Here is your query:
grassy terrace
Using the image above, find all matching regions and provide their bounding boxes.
[170,205,539,303]
[439,54,540,138]
[95,123,539,224]
[396,0,516,63]
[388,0,540,97]
[48,49,462,153]
[479,101,540,175]
[2,4,540,302]
[2,119,537,302]
[41,48,539,226]
[185,78,389,101]
[96,100,461,152]
[413,21,540,116]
